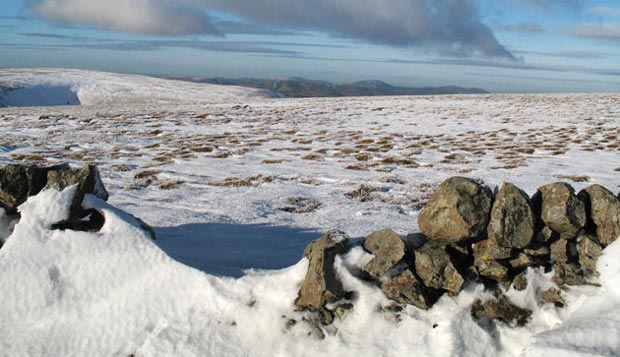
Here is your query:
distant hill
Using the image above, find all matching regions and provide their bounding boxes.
[165,77,489,98]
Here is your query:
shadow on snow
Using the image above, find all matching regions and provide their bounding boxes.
[155,223,321,278]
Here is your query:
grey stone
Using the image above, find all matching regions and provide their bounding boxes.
[550,239,577,264]
[418,177,493,243]
[471,295,532,326]
[534,182,586,240]
[552,262,588,286]
[508,253,545,270]
[0,164,58,213]
[578,232,602,273]
[580,184,620,247]
[296,230,351,311]
[381,269,438,310]
[541,288,565,307]
[487,183,535,249]
[414,240,466,295]
[474,257,509,282]
[534,226,559,244]
[473,237,514,261]
[362,228,406,278]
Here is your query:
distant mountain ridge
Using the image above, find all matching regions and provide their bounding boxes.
[165,76,489,98]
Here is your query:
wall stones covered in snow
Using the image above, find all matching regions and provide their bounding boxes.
[296,177,620,332]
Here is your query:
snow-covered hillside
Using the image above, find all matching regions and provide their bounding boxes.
[1,71,620,356]
[0,68,269,107]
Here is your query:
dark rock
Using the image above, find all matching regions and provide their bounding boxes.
[296,230,351,310]
[473,237,514,261]
[487,183,535,249]
[474,258,509,282]
[0,164,56,213]
[333,303,354,320]
[578,232,602,274]
[552,262,588,286]
[46,165,109,216]
[471,295,531,326]
[533,182,586,240]
[541,288,565,307]
[579,184,620,247]
[550,239,578,264]
[508,253,545,270]
[523,244,550,257]
[534,226,559,244]
[362,228,406,278]
[51,208,104,232]
[318,308,334,326]
[381,269,438,310]
[512,272,528,291]
[414,240,466,295]
[418,177,493,243]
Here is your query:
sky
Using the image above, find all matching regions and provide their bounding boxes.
[0,0,619,93]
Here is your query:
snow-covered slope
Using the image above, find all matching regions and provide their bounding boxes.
[1,70,620,355]
[0,68,269,107]
[0,185,619,356]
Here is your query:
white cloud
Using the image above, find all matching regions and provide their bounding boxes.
[28,0,221,36]
[27,0,516,60]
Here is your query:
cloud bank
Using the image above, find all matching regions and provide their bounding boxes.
[27,0,221,36]
[27,0,516,60]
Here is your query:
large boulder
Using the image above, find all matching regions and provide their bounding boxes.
[487,183,535,249]
[414,240,466,295]
[296,230,351,311]
[533,182,586,240]
[381,269,438,310]
[418,177,493,243]
[362,229,406,278]
[579,184,620,247]
[46,165,109,216]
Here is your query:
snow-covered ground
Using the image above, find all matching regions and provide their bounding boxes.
[0,68,268,107]
[1,69,620,356]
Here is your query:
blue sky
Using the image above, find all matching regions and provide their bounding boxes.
[1,0,619,92]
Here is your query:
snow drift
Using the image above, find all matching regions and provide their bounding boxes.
[0,68,269,107]
[1,186,619,356]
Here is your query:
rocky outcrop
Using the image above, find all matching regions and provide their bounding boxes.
[418,177,492,243]
[534,182,586,240]
[295,230,351,311]
[487,183,535,249]
[362,228,405,278]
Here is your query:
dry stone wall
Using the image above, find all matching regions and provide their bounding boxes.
[296,177,620,335]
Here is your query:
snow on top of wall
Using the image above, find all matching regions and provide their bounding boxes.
[0,187,619,356]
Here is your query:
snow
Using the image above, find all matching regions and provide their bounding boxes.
[0,68,269,107]
[1,69,620,356]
